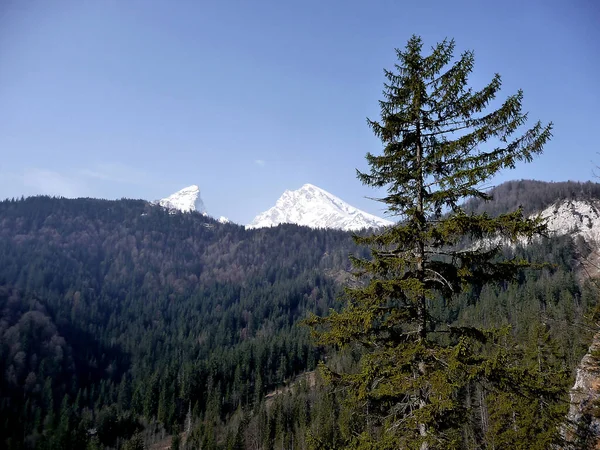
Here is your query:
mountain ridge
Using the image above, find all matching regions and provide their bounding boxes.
[0,182,598,448]
[158,184,207,214]
[247,183,394,231]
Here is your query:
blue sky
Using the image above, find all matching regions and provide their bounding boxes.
[1,0,598,224]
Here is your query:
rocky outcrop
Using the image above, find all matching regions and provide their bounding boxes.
[564,332,600,448]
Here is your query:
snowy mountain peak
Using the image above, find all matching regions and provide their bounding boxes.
[247,184,394,231]
[158,185,207,214]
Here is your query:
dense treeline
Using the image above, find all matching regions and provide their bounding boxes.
[0,196,361,449]
[0,183,599,448]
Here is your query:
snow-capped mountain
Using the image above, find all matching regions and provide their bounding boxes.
[247,183,394,231]
[158,185,207,214]
[540,199,600,242]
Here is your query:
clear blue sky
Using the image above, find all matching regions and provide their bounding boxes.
[1,0,598,224]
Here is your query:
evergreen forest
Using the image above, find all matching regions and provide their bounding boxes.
[0,179,598,449]
[2,32,600,450]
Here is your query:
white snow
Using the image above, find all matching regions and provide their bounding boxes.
[246,183,394,231]
[156,184,600,237]
[158,185,207,214]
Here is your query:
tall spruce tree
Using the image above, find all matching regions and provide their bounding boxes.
[307,36,560,449]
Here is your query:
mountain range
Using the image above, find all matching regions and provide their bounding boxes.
[158,181,600,241]
[159,183,394,231]
[1,179,600,448]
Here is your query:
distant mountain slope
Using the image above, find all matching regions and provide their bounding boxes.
[0,189,597,448]
[158,185,207,214]
[247,183,394,231]
[464,180,600,217]
[461,180,600,248]
[0,195,363,447]
[0,196,357,290]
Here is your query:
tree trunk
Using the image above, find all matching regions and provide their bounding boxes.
[416,112,429,450]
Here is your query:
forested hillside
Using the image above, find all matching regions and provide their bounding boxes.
[0,196,360,449]
[0,183,599,449]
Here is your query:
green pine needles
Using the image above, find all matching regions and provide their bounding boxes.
[307,36,567,449]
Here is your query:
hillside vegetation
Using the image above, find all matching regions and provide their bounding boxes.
[0,182,598,448]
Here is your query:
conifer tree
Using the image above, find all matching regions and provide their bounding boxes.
[307,36,560,449]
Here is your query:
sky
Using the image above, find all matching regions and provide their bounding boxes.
[1,0,598,224]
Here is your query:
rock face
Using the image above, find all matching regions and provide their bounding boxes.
[542,199,600,280]
[564,333,600,447]
[247,183,394,231]
[536,199,600,447]
[473,199,600,253]
[158,185,207,214]
[541,199,600,243]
